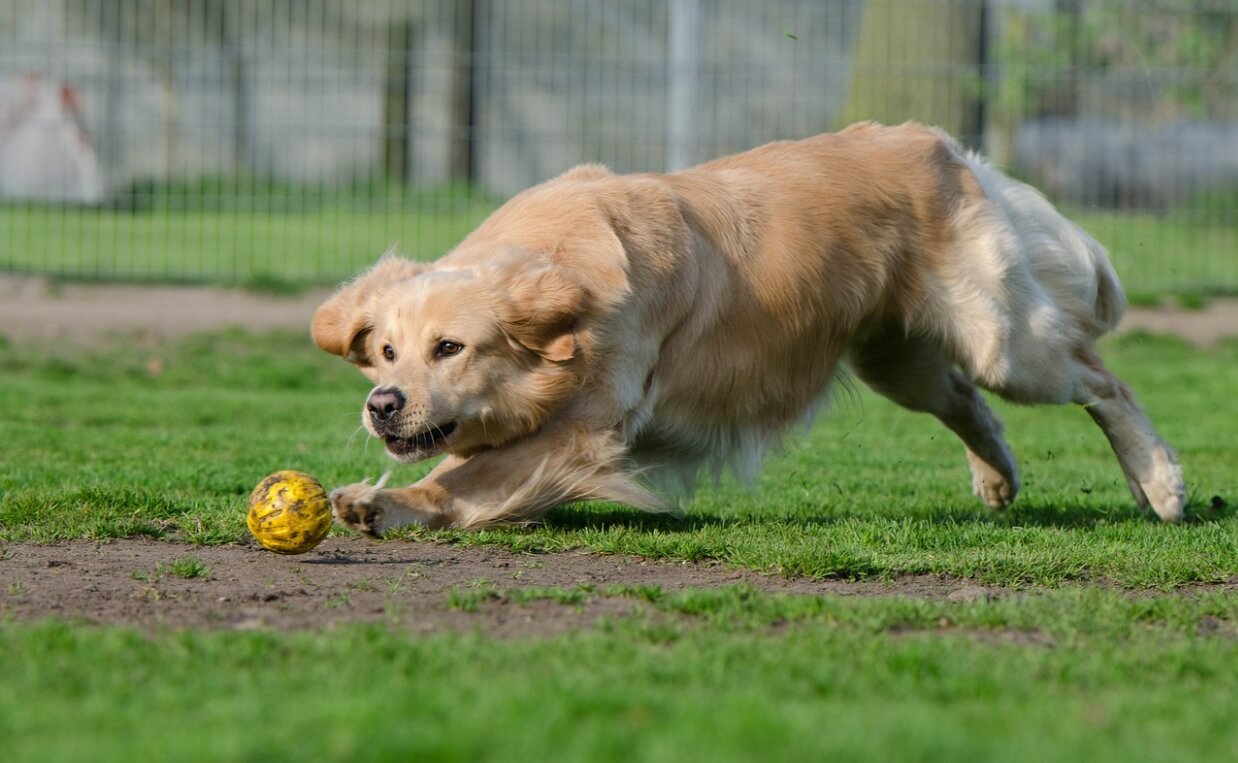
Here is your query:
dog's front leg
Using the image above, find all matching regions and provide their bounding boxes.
[330,423,661,537]
[329,473,456,537]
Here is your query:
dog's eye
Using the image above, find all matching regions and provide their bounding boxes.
[382,344,396,362]
[436,340,463,357]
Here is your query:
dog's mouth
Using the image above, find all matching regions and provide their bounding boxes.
[384,421,458,459]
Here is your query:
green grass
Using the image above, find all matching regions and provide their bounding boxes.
[1,201,1234,294]
[0,195,494,286]
[130,556,209,583]
[1071,211,1238,295]
[1,589,1235,762]
[1,328,1236,761]
[166,556,211,579]
[1,329,1233,587]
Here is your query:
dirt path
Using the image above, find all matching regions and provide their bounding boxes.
[1,276,1236,347]
[0,538,1016,635]
[3,538,1231,635]
[0,276,332,343]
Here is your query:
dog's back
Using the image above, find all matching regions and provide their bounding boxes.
[593,122,1148,495]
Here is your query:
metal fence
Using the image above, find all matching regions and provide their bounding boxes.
[0,0,1234,294]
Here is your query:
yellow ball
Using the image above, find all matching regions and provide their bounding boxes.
[247,470,333,555]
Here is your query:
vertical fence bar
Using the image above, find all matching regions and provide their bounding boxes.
[666,0,701,172]
[450,0,478,188]
[383,16,414,185]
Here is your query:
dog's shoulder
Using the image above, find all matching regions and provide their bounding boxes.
[552,163,613,183]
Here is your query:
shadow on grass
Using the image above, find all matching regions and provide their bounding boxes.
[540,493,1233,534]
[997,493,1231,529]
[298,553,426,566]
[544,505,746,533]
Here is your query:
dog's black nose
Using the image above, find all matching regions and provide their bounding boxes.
[366,387,405,424]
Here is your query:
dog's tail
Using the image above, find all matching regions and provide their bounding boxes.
[1085,233,1127,332]
[1032,209,1128,333]
[945,136,1128,335]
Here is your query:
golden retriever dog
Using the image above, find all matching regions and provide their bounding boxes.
[313,121,1186,535]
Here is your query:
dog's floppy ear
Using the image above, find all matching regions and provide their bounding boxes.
[311,252,424,369]
[497,265,588,363]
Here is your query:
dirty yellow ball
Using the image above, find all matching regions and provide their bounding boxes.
[247,470,333,555]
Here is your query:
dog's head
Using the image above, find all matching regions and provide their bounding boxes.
[312,252,588,462]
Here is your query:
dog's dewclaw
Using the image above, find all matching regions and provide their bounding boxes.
[246,470,333,555]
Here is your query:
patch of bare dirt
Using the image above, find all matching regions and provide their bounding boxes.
[0,538,1008,636]
[1118,299,1238,348]
[0,276,330,343]
[1,275,1235,347]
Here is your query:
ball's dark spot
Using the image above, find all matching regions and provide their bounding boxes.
[258,474,282,492]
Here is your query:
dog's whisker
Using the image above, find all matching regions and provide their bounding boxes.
[345,424,369,453]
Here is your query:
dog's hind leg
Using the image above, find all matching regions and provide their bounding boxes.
[851,330,1020,509]
[1070,348,1185,522]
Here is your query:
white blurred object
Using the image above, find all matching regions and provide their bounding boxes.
[0,74,105,204]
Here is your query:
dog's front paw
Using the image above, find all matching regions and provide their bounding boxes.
[330,482,387,538]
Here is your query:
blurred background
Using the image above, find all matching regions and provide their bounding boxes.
[0,0,1234,296]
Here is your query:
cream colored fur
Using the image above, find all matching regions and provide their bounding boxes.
[313,121,1186,534]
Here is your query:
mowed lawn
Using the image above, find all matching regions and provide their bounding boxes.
[2,203,1235,295]
[3,592,1236,763]
[1,328,1236,761]
[2,329,1234,585]
[0,200,494,286]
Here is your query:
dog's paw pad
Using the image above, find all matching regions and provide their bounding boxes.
[973,480,1013,509]
[1124,450,1184,522]
[970,471,1019,510]
[967,456,1019,510]
[1143,460,1186,524]
[329,484,385,538]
